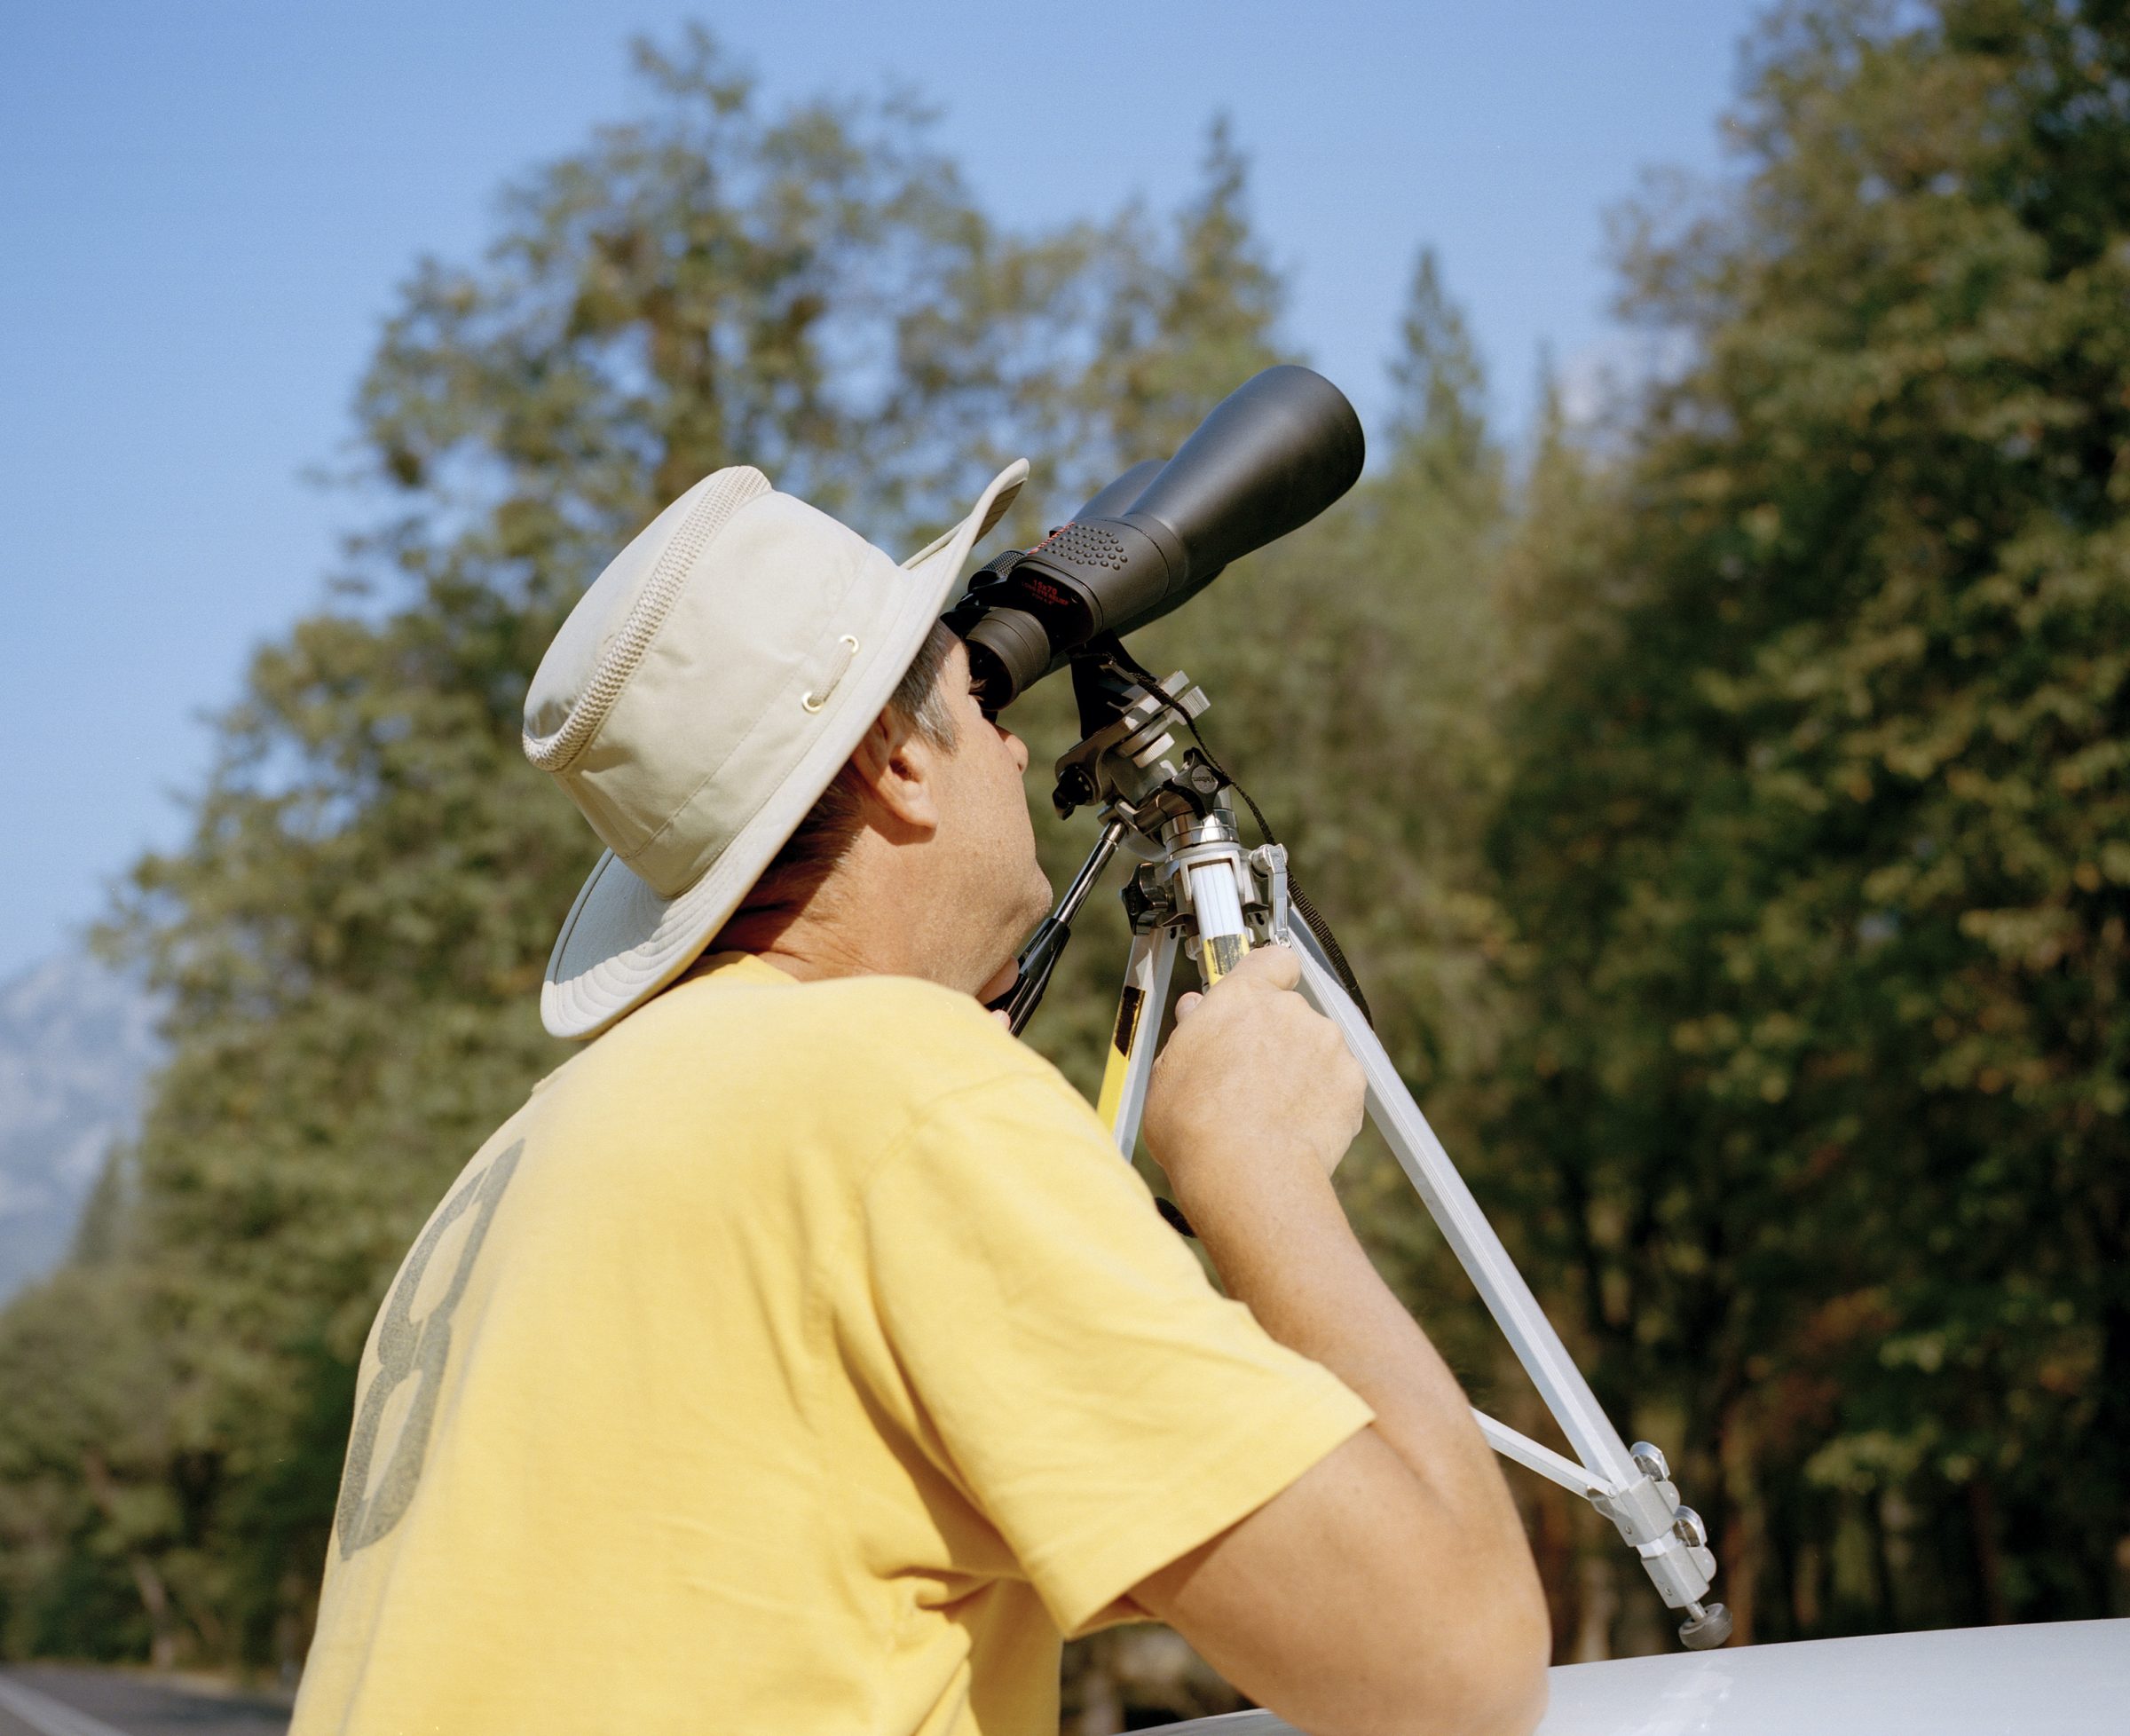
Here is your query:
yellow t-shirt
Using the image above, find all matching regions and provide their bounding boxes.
[292,953,1372,1736]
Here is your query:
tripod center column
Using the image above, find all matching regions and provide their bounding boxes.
[1162,809,1255,984]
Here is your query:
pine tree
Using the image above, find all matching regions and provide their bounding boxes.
[1491,0,2130,1642]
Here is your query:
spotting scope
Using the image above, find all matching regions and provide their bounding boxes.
[945,364,1365,710]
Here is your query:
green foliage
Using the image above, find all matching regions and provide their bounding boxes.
[1491,0,2130,1642]
[0,1261,183,1661]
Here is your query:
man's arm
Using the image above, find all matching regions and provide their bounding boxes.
[1134,946,1550,1736]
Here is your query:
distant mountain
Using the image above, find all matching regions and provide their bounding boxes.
[0,953,162,1306]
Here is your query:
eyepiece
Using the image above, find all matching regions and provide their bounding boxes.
[961,606,1051,714]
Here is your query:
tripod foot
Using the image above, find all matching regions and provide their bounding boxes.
[1677,1602,1732,1650]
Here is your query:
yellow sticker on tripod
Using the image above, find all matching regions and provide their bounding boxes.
[1095,985,1146,1129]
[1203,933,1249,983]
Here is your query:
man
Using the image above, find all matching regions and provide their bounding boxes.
[294,461,1549,1735]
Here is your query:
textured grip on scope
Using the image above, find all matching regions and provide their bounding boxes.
[1041,522,1128,571]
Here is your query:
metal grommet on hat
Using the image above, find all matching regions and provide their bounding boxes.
[801,636,860,713]
[522,460,1028,1039]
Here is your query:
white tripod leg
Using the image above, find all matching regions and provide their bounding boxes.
[1285,919,1724,1629]
[1100,925,1179,1156]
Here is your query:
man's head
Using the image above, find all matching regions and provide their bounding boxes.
[714,623,1053,998]
[522,459,1033,1038]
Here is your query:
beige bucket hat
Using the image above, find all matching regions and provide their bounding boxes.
[523,460,1029,1039]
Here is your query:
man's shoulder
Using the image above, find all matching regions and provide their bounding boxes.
[599,961,1065,1109]
[509,964,1097,1210]
[666,962,1007,1037]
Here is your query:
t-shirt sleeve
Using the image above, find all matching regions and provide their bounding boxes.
[860,1068,1375,1637]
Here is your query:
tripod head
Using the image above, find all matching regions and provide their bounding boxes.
[945,365,1364,713]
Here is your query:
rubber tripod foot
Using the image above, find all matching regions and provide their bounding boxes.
[1677,1603,1733,1650]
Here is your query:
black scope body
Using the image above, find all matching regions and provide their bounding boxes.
[947,365,1365,710]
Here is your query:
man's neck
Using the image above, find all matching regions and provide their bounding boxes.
[712,870,958,990]
[740,922,892,985]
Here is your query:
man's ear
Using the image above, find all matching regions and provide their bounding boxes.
[848,708,942,838]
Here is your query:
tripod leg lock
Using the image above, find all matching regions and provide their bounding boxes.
[1248,842,1290,943]
[1590,1464,1720,1610]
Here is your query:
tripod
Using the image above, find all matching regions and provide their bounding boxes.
[1006,658,1733,1652]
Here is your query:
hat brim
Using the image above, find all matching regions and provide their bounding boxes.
[540,461,1029,1040]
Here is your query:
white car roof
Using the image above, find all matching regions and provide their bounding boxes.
[1141,1618,2130,1736]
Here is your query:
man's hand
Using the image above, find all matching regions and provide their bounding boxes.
[1131,942,1550,1736]
[1140,943,1365,1216]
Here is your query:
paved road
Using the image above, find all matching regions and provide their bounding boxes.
[0,1668,288,1736]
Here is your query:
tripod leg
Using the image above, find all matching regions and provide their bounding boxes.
[1288,930,1639,1482]
[1100,926,1179,1158]
[1285,919,1724,1629]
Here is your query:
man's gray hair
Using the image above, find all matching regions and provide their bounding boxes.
[744,621,962,905]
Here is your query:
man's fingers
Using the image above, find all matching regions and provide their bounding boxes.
[1217,943,1301,992]
[1175,946,1298,1025]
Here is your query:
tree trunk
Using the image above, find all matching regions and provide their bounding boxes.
[1527,1480,1581,1661]
[81,1448,178,1668]
[1717,1400,1762,1645]
[1571,1547,1620,1661]
[1064,1633,1124,1736]
[1968,1476,2008,1625]
[1790,1538,1823,1635]
[127,1554,178,1670]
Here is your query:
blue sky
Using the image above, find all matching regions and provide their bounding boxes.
[0,0,1764,980]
